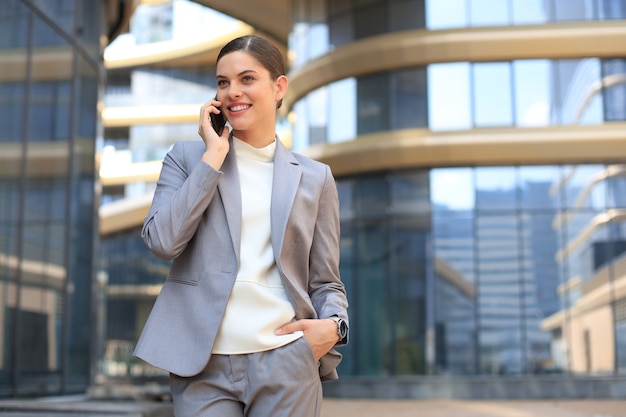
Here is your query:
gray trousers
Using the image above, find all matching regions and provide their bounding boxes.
[169,337,323,417]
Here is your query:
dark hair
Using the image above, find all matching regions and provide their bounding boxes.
[216,35,286,109]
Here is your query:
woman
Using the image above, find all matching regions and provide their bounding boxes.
[134,35,349,417]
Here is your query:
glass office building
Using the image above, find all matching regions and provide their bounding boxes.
[0,0,126,397]
[98,0,626,398]
[288,0,626,395]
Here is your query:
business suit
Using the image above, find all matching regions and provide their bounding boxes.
[134,135,348,384]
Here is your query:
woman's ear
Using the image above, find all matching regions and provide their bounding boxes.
[275,75,288,102]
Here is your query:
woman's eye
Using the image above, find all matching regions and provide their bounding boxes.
[217,80,228,86]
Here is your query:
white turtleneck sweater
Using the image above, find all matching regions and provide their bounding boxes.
[211,137,303,354]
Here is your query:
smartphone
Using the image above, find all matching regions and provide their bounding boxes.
[210,95,226,135]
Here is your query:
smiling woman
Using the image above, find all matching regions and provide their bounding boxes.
[134,35,349,417]
[211,48,288,146]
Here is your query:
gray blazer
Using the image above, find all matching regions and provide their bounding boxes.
[134,136,348,381]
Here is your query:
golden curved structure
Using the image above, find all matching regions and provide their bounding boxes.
[284,21,626,112]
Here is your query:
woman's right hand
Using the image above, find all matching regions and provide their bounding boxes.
[198,98,230,170]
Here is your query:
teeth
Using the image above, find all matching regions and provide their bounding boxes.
[230,105,249,112]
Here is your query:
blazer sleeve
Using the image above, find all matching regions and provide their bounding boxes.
[142,142,223,260]
[308,165,349,346]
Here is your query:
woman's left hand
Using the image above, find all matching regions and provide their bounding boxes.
[275,319,339,360]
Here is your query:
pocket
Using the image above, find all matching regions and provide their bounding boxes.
[296,336,320,368]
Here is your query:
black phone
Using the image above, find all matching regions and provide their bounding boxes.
[210,95,226,135]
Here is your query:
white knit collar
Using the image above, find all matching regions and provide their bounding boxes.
[233,136,276,162]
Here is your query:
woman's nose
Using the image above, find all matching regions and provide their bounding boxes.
[228,86,242,99]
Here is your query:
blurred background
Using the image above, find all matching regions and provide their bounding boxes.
[1,0,625,400]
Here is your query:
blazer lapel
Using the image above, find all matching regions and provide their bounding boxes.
[271,138,301,259]
[217,136,242,262]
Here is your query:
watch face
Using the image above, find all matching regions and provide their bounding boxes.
[331,317,347,340]
[339,320,348,338]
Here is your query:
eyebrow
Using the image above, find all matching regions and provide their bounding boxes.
[216,69,258,80]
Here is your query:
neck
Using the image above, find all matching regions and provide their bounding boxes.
[233,128,276,148]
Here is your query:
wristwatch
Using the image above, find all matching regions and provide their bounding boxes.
[329,316,348,343]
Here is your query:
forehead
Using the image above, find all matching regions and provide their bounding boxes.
[216,51,267,76]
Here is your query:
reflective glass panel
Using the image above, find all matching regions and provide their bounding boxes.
[389,0,426,31]
[432,167,478,375]
[602,59,626,121]
[511,0,548,24]
[426,0,467,29]
[473,62,513,126]
[289,23,308,69]
[600,0,626,19]
[433,211,476,285]
[100,228,172,378]
[292,99,309,151]
[308,23,330,61]
[578,91,604,125]
[562,165,607,209]
[513,60,551,127]
[390,217,428,374]
[328,78,357,143]
[357,73,388,135]
[424,0,623,29]
[328,13,353,48]
[428,63,471,131]
[551,0,597,21]
[431,168,475,211]
[305,86,328,145]
[476,214,523,374]
[605,165,626,208]
[389,170,430,217]
[520,212,561,318]
[469,0,509,26]
[390,68,428,130]
[355,3,385,39]
[0,1,29,48]
[0,0,28,394]
[356,223,389,375]
[518,166,561,210]
[617,320,626,373]
[31,2,71,47]
[552,59,602,125]
[337,179,355,222]
[475,167,517,211]
[563,212,606,283]
[356,175,388,219]
[0,83,26,143]
[131,68,214,106]
[131,123,197,164]
[433,233,477,374]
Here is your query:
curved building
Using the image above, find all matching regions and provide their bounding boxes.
[99,0,626,399]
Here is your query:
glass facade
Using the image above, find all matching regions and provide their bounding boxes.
[99,228,170,377]
[102,0,233,199]
[94,0,626,394]
[290,57,626,150]
[287,0,626,382]
[105,65,215,164]
[0,0,103,396]
[337,164,626,376]
[290,0,626,64]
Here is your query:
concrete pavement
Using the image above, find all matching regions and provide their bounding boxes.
[321,399,626,417]
[0,398,625,417]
